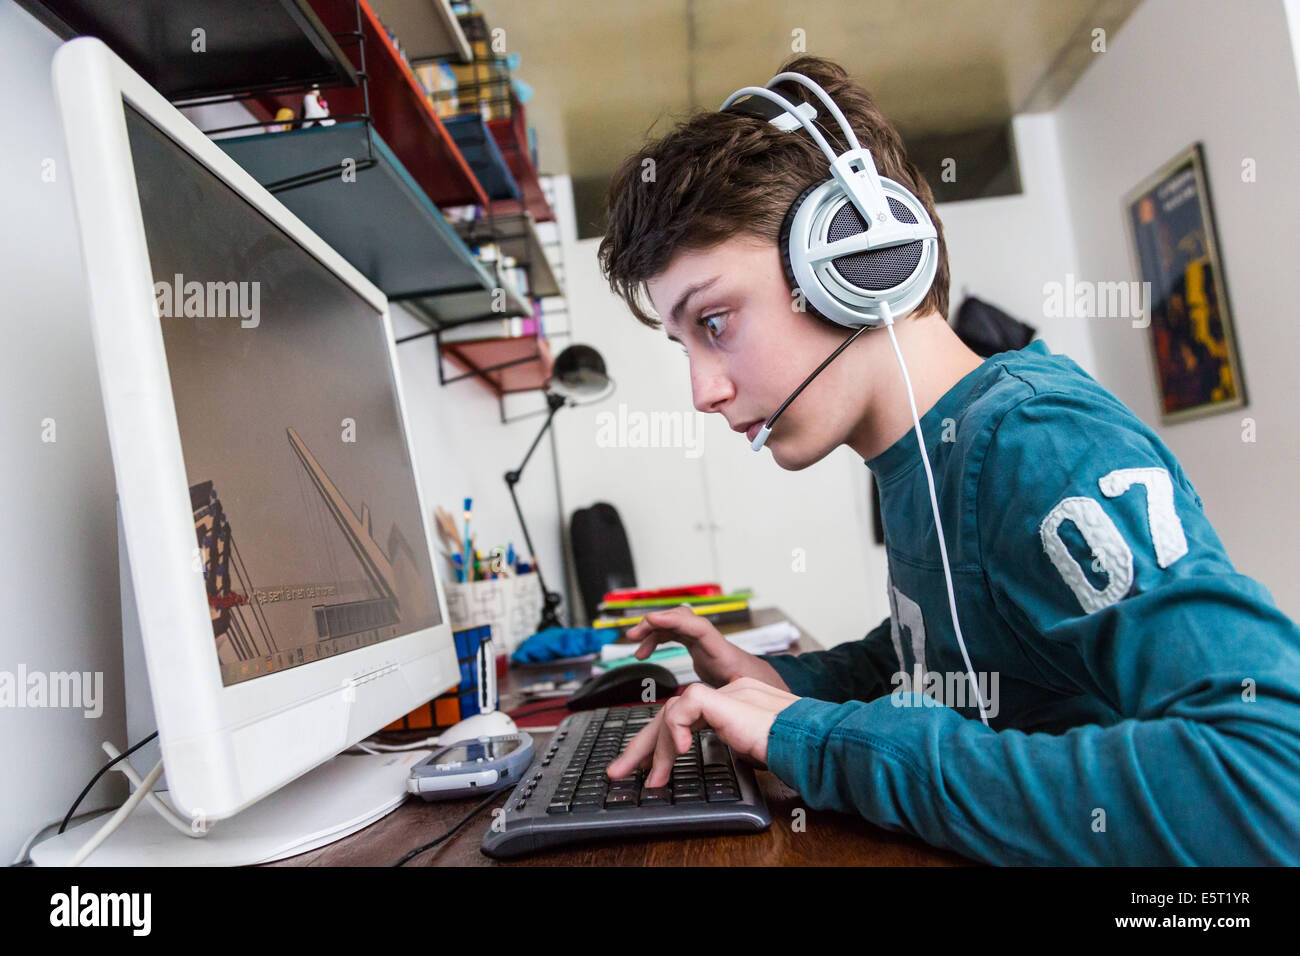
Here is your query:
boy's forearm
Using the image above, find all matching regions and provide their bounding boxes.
[765,691,1300,865]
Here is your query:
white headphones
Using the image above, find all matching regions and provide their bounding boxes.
[721,72,939,328]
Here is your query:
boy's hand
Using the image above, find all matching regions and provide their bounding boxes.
[605,677,801,787]
[623,605,791,691]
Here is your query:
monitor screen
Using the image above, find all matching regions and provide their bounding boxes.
[124,104,442,688]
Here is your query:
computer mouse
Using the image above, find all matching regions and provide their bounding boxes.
[437,710,518,745]
[567,663,680,710]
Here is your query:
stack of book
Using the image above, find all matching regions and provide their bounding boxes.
[592,583,753,631]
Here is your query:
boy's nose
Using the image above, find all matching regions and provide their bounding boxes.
[690,362,736,414]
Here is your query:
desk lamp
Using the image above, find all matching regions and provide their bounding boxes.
[505,344,614,631]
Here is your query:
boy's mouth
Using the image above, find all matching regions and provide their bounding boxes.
[732,418,766,442]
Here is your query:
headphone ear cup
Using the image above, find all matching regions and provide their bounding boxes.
[787,176,938,327]
[780,179,832,321]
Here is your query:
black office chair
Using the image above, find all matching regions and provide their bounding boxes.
[569,502,637,624]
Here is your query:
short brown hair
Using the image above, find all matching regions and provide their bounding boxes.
[598,55,949,328]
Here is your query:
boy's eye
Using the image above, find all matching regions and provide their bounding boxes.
[700,313,728,339]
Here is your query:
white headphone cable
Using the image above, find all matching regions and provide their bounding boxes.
[881,302,990,726]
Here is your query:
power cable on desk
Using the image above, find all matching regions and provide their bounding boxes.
[393,786,511,866]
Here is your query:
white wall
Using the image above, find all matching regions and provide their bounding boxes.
[941,112,1096,374]
[1054,0,1300,617]
[0,4,569,862]
[390,304,570,615]
[0,0,131,865]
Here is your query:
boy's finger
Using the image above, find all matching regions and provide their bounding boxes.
[642,606,718,642]
[646,689,713,785]
[623,618,653,642]
[605,709,663,778]
[633,629,670,659]
[646,710,689,788]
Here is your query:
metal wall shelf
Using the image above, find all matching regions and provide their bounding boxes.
[487,104,555,223]
[398,279,532,327]
[441,336,554,395]
[455,212,562,299]
[17,0,359,102]
[441,115,521,202]
[217,121,500,304]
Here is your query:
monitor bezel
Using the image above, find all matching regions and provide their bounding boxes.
[53,37,457,820]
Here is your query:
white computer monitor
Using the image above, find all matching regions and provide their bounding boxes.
[51,37,458,824]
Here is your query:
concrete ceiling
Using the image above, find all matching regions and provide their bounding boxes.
[474,0,1140,183]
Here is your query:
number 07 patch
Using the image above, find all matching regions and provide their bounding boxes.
[1039,467,1189,614]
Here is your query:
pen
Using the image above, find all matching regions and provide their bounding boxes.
[462,497,473,582]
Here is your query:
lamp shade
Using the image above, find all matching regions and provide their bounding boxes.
[548,344,611,401]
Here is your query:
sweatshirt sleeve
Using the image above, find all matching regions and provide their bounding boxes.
[764,392,1300,864]
[759,616,898,703]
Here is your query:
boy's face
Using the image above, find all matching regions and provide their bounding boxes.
[647,235,872,470]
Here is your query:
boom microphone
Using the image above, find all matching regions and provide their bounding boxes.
[750,324,872,451]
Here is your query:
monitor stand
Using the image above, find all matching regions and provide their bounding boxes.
[29,747,431,866]
[30,505,429,866]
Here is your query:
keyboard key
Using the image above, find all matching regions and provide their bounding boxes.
[700,732,733,770]
[604,791,638,808]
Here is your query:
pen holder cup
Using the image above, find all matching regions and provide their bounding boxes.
[444,572,545,656]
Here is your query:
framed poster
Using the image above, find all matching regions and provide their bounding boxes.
[1124,143,1246,423]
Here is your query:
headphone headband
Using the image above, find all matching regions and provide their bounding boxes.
[719,71,938,328]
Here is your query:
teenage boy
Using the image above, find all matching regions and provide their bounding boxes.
[600,55,1300,865]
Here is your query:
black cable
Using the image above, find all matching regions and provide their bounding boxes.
[58,732,158,835]
[393,786,511,866]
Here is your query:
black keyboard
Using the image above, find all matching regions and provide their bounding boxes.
[480,704,771,859]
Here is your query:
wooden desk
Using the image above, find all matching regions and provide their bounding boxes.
[272,609,973,867]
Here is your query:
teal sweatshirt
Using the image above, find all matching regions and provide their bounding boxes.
[760,341,1300,865]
